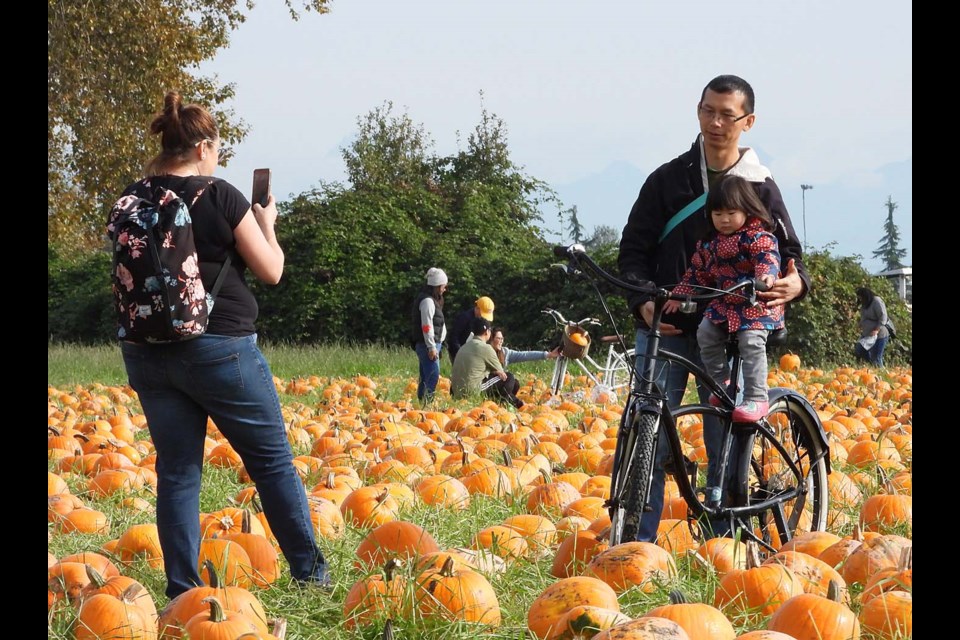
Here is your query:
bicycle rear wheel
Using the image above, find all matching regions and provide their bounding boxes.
[609,407,660,546]
[741,394,829,548]
[606,348,635,392]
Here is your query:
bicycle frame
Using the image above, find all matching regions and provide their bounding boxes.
[551,345,633,394]
[552,245,832,552]
[542,308,634,396]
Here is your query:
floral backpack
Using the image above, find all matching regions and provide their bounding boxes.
[106,177,231,343]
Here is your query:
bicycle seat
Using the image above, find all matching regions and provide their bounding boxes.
[599,335,622,344]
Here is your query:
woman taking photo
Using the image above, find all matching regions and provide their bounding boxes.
[107,91,331,599]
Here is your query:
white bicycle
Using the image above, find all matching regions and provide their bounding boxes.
[541,308,635,397]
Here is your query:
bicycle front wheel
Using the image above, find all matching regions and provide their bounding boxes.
[743,393,830,547]
[609,409,660,546]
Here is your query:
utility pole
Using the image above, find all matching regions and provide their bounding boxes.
[800,184,814,249]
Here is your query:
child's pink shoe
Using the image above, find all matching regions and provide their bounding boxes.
[732,400,769,422]
[708,380,730,407]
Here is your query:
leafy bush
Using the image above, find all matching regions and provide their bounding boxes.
[48,245,114,344]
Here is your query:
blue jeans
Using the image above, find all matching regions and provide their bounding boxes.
[415,342,442,403]
[633,329,735,542]
[121,334,328,599]
[860,336,888,367]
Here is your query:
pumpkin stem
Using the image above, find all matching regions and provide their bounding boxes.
[852,523,863,542]
[84,563,108,588]
[271,617,288,639]
[241,509,253,534]
[440,555,456,577]
[539,467,552,484]
[381,618,394,640]
[668,589,689,604]
[200,596,227,623]
[202,558,222,588]
[899,546,913,570]
[502,450,513,467]
[827,579,842,602]
[384,558,402,581]
[685,548,712,571]
[746,540,763,569]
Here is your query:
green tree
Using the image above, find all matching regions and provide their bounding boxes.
[871,195,908,270]
[252,102,558,344]
[585,224,620,250]
[48,0,331,252]
[341,101,435,191]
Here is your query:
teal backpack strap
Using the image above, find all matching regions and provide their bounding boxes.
[658,192,707,242]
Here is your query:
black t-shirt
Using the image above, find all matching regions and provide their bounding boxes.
[142,175,257,336]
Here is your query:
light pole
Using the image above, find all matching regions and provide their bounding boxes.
[800,184,814,249]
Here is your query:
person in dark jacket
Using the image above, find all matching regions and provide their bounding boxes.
[854,286,890,366]
[617,74,809,543]
[448,296,495,362]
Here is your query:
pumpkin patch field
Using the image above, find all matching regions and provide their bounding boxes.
[48,360,912,639]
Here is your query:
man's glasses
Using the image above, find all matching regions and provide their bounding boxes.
[698,106,750,126]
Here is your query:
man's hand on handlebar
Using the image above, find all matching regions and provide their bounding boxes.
[756,259,804,307]
[637,300,682,336]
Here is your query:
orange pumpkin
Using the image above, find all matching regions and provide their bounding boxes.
[592,617,691,639]
[858,590,911,638]
[416,556,501,625]
[767,583,860,640]
[644,591,736,640]
[527,576,619,640]
[354,520,441,569]
[74,586,155,640]
[182,596,261,639]
[343,559,410,629]
[584,541,676,594]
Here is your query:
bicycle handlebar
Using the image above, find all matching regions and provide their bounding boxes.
[552,243,770,302]
[541,308,601,327]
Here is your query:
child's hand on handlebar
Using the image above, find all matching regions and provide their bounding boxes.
[756,258,804,307]
[662,300,681,315]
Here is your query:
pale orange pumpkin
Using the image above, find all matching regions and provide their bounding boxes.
[527,576,619,640]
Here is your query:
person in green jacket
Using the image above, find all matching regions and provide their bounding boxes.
[450,316,514,405]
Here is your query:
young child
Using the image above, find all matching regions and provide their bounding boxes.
[663,174,784,422]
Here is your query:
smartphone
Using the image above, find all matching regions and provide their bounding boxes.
[251,168,272,207]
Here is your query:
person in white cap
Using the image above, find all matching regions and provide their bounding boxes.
[409,267,449,404]
[448,295,495,363]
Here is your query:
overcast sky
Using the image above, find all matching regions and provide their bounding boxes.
[200,0,912,273]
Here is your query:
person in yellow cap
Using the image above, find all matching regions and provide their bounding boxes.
[448,295,495,363]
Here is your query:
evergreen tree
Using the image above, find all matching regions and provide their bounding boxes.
[871,196,908,270]
[562,204,585,243]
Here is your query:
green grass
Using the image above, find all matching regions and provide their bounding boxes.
[47,345,912,640]
[48,340,559,389]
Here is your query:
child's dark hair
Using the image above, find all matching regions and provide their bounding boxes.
[706,175,773,230]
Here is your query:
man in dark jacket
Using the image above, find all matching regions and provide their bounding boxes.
[447,296,495,363]
[617,74,809,543]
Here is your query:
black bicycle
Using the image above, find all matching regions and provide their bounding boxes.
[552,244,831,553]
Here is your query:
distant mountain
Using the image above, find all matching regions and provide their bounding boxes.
[545,158,912,276]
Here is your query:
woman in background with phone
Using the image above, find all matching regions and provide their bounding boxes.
[111,90,332,599]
